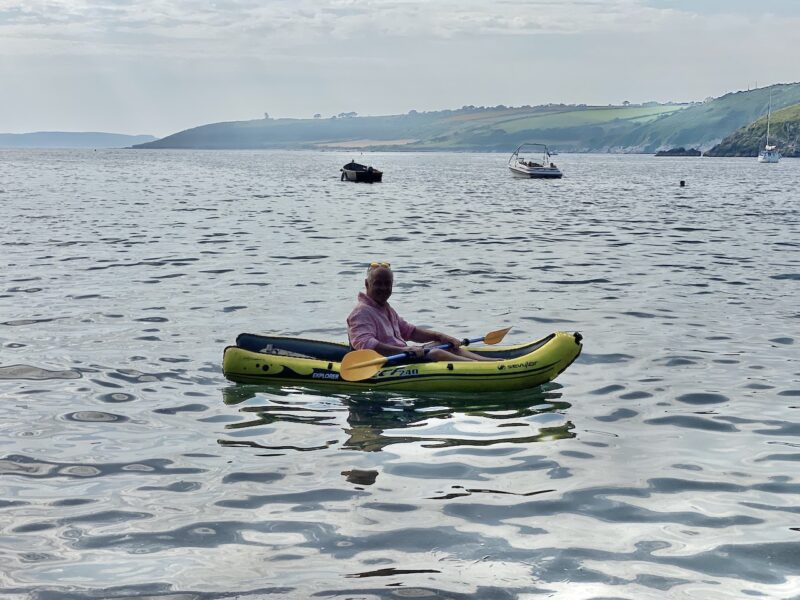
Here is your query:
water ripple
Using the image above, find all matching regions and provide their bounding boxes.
[1,150,798,598]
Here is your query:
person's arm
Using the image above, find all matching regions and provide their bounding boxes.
[372,341,425,358]
[409,327,462,349]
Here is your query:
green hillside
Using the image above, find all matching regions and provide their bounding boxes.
[134,104,689,151]
[705,103,800,157]
[134,83,800,153]
[407,104,687,151]
[609,83,800,152]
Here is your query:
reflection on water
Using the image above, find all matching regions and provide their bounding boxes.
[221,384,574,452]
[1,150,799,598]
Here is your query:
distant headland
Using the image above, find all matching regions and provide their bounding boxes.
[0,132,157,149]
[133,83,800,155]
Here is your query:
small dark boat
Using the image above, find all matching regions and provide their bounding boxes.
[341,161,383,183]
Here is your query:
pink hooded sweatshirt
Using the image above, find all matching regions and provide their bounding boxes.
[347,292,417,350]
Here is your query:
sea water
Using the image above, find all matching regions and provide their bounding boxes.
[0,149,798,599]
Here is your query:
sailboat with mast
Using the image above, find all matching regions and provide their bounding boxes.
[758,90,781,163]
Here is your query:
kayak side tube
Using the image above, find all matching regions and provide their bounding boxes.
[222,331,582,392]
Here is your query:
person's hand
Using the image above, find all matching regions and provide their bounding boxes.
[402,345,426,358]
[437,334,462,349]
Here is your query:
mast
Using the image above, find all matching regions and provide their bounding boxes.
[766,89,772,147]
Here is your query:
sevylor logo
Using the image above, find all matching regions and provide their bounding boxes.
[499,361,537,371]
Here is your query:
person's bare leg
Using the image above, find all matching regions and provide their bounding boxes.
[452,347,497,361]
[427,348,496,362]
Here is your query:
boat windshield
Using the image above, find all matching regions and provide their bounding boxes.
[510,143,553,166]
[513,143,549,156]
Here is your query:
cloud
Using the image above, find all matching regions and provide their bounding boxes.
[2,0,783,58]
[1,0,798,134]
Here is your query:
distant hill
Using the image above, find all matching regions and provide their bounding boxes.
[0,132,158,149]
[133,104,689,152]
[705,103,800,157]
[134,83,800,153]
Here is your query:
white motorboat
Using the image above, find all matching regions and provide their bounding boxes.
[758,90,781,164]
[508,143,563,178]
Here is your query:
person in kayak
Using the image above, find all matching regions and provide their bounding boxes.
[347,262,495,362]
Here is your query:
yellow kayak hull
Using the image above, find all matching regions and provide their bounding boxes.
[222,331,582,393]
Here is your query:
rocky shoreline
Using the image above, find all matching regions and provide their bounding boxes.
[655,147,701,156]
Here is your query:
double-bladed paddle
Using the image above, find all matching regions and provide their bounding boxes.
[339,326,512,382]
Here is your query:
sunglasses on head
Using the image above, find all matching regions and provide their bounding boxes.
[369,261,391,268]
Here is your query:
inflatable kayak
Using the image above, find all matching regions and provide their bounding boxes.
[222,331,582,392]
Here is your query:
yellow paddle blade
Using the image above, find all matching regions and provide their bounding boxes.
[483,326,512,345]
[340,349,387,382]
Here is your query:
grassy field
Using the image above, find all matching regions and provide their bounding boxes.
[769,102,800,123]
[493,106,684,133]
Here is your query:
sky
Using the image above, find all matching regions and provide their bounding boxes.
[0,0,798,137]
